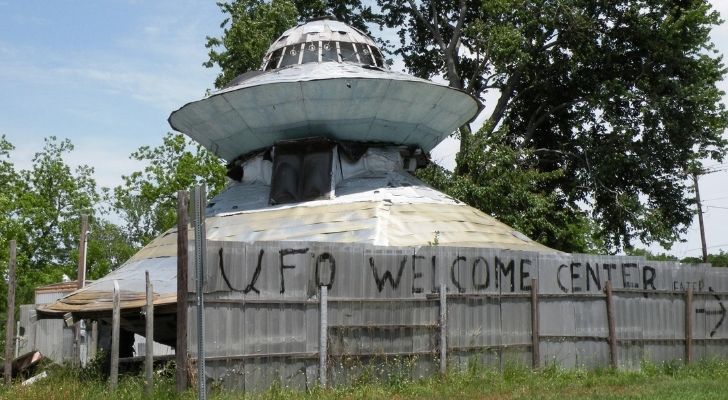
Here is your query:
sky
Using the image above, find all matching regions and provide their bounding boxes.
[1,0,727,259]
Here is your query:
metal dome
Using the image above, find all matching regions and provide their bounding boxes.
[261,17,386,70]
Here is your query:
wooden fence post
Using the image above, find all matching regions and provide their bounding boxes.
[605,280,618,369]
[530,278,540,369]
[110,280,121,389]
[319,285,328,387]
[4,240,16,384]
[89,321,98,360]
[685,287,693,364]
[439,284,447,375]
[74,214,89,368]
[145,271,154,396]
[176,190,189,393]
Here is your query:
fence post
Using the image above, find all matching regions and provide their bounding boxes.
[685,287,693,364]
[4,240,16,384]
[605,280,618,369]
[15,321,20,359]
[319,285,328,387]
[145,271,154,396]
[74,214,89,367]
[89,321,98,360]
[193,185,207,400]
[530,278,540,369]
[110,280,121,389]
[439,283,447,375]
[176,190,189,393]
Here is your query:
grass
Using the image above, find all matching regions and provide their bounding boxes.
[3,359,728,400]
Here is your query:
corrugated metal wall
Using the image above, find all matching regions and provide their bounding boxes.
[189,241,728,390]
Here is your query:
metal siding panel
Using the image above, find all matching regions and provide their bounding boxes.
[188,241,728,390]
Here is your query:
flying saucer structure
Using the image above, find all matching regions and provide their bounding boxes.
[39,18,556,345]
[168,18,481,161]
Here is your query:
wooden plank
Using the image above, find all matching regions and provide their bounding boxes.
[531,278,540,370]
[145,271,154,396]
[605,280,618,369]
[176,190,189,393]
[685,287,693,364]
[110,280,120,389]
[4,240,16,384]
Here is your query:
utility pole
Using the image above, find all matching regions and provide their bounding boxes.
[693,174,708,263]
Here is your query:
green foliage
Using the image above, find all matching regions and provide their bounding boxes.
[417,128,604,253]
[378,0,728,252]
[0,137,108,307]
[682,250,728,267]
[204,0,298,89]
[624,247,679,262]
[112,133,226,247]
[0,136,136,347]
[5,359,728,399]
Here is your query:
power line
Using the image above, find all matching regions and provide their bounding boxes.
[702,195,728,203]
[684,242,728,252]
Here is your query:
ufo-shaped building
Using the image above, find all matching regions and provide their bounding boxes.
[41,17,556,351]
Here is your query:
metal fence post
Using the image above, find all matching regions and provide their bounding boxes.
[193,185,207,400]
[685,287,693,364]
[530,278,540,369]
[605,280,618,369]
[145,271,154,396]
[176,190,189,393]
[439,283,447,375]
[110,280,121,389]
[4,240,16,384]
[319,285,328,387]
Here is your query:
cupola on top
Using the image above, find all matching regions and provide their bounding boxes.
[261,17,386,70]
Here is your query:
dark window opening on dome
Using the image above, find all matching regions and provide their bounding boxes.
[265,48,283,71]
[270,140,335,205]
[302,41,319,64]
[321,42,337,62]
[339,42,358,63]
[373,49,385,67]
[358,45,374,65]
[280,45,300,67]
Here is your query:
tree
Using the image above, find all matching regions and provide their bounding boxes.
[204,0,299,89]
[377,0,728,251]
[682,250,728,266]
[14,137,100,271]
[0,136,135,310]
[418,127,604,253]
[204,0,728,253]
[113,133,227,247]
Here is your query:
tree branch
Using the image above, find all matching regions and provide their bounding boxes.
[523,100,582,146]
[406,0,447,50]
[484,69,522,135]
[448,0,467,53]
